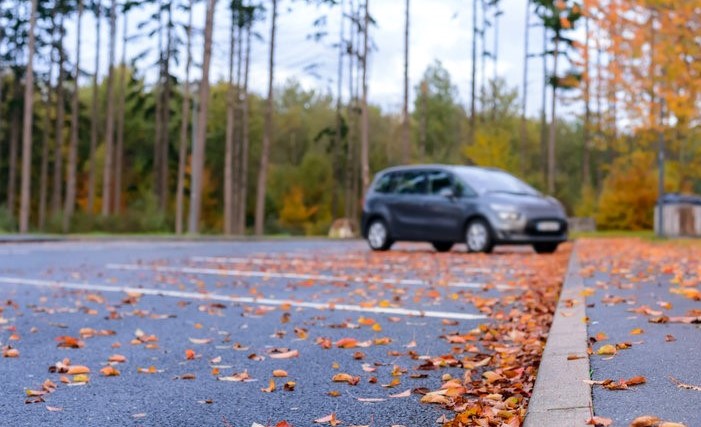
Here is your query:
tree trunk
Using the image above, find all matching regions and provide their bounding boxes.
[101,0,117,216]
[419,81,427,158]
[469,0,477,146]
[52,13,66,216]
[237,17,252,234]
[39,82,52,230]
[540,25,548,188]
[64,0,83,232]
[401,0,409,163]
[154,1,164,209]
[19,0,38,233]
[331,0,345,219]
[187,0,216,234]
[224,7,236,235]
[582,9,591,187]
[254,0,277,236]
[547,37,559,195]
[519,0,530,177]
[359,0,370,196]
[88,0,102,213]
[7,78,20,216]
[233,19,244,233]
[344,0,356,221]
[159,3,173,212]
[113,8,127,214]
[175,0,194,235]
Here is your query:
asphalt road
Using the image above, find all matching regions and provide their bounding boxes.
[0,239,538,427]
[581,241,701,426]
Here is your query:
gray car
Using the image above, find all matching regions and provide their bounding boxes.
[360,165,568,253]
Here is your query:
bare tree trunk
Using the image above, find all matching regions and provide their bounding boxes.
[154,1,164,208]
[344,0,355,220]
[582,9,591,187]
[19,0,38,233]
[175,0,193,235]
[547,37,559,195]
[101,0,117,216]
[159,3,173,212]
[254,0,277,236]
[401,0,409,163]
[519,0,530,177]
[113,8,127,214]
[224,8,236,235]
[237,18,252,234]
[419,81,427,158]
[64,0,83,232]
[469,0,477,146]
[233,20,243,233]
[331,0,345,219]
[39,82,52,230]
[359,0,370,196]
[187,0,216,234]
[7,78,20,215]
[52,13,66,216]
[40,20,58,230]
[88,0,102,213]
[540,26,548,187]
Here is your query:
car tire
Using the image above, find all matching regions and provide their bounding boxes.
[366,219,393,251]
[465,218,494,253]
[432,242,454,252]
[533,242,559,254]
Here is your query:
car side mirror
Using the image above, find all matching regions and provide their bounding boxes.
[439,187,455,198]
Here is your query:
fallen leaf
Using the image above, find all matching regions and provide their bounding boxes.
[261,379,276,393]
[66,365,90,375]
[100,366,120,377]
[596,345,617,356]
[273,370,288,378]
[586,416,613,426]
[332,373,360,385]
[108,354,126,363]
[269,349,299,359]
[390,389,411,398]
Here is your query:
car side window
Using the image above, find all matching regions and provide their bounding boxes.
[395,171,428,195]
[373,173,395,193]
[428,171,453,195]
[455,177,477,197]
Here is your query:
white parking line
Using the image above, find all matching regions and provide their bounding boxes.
[0,276,488,321]
[105,263,512,291]
[190,256,493,274]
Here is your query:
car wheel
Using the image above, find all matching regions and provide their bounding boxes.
[533,242,559,254]
[367,219,393,251]
[465,218,494,253]
[432,242,454,253]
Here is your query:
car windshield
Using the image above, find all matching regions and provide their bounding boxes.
[454,168,539,196]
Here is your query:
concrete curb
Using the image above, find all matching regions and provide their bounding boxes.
[0,235,363,244]
[524,244,593,426]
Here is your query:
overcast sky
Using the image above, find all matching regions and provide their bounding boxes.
[64,0,564,119]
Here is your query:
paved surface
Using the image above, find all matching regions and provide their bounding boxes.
[578,239,701,426]
[524,247,592,427]
[0,239,552,426]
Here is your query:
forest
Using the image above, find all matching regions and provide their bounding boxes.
[1,0,700,235]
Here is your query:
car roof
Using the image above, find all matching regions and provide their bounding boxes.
[376,164,504,175]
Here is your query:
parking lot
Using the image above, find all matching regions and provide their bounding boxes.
[0,240,570,426]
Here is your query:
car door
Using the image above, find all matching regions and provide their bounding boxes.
[423,170,465,241]
[390,170,431,240]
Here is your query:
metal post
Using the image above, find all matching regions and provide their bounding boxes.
[657,99,665,237]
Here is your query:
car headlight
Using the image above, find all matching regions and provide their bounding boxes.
[489,204,523,222]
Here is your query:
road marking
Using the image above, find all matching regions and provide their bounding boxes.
[105,263,512,291]
[0,276,488,321]
[190,256,493,274]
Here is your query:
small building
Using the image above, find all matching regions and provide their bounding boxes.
[655,193,701,237]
